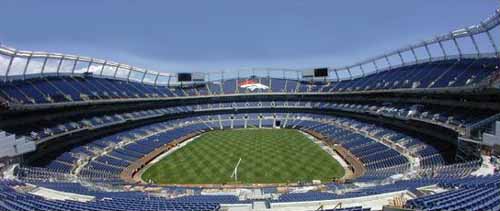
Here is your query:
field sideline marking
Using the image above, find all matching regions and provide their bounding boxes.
[298,130,351,177]
[138,134,202,183]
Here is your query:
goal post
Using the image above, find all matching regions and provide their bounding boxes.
[230,157,242,182]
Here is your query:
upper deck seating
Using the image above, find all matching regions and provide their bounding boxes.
[1,58,497,107]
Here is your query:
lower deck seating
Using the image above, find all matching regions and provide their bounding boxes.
[406,173,500,211]
[0,180,220,211]
[10,112,490,210]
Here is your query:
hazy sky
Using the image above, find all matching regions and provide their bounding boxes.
[0,1,498,73]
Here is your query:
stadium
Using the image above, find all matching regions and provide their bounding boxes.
[0,3,500,211]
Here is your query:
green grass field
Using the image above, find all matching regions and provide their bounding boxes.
[142,129,344,184]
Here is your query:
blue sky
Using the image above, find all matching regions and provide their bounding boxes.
[0,1,498,73]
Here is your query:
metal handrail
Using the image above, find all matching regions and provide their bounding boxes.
[465,112,500,137]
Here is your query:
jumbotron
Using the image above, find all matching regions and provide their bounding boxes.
[0,8,500,211]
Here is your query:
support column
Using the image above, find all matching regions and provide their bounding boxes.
[71,57,79,74]
[126,67,133,82]
[153,72,160,87]
[359,64,365,77]
[485,30,499,58]
[438,40,448,60]
[55,56,64,76]
[372,61,379,73]
[424,43,432,62]
[113,65,120,78]
[346,67,352,80]
[141,70,148,84]
[384,55,392,70]
[398,51,405,66]
[99,62,107,76]
[469,34,481,57]
[410,47,418,63]
[22,54,32,80]
[86,60,93,73]
[452,35,463,59]
[40,57,48,76]
[4,54,15,80]
[333,69,340,82]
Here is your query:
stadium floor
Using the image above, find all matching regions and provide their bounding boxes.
[142,129,345,184]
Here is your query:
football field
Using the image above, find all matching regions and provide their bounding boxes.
[142,129,344,184]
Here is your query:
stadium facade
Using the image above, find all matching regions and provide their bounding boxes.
[0,8,499,211]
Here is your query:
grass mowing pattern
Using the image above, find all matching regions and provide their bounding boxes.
[142,129,344,184]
